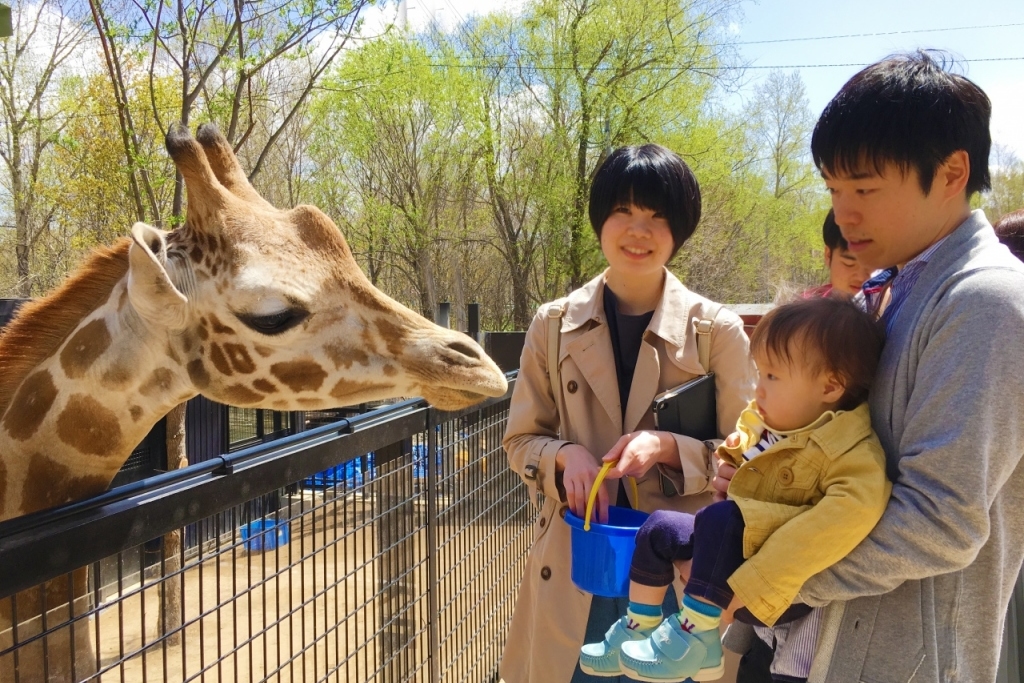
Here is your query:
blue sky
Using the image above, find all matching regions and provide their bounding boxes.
[372,0,1024,161]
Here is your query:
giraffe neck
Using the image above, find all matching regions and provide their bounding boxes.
[0,275,196,521]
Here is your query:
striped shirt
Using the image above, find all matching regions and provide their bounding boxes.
[742,430,783,460]
[862,236,950,334]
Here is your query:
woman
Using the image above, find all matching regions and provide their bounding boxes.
[501,144,756,683]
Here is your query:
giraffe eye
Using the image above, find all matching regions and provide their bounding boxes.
[236,308,309,336]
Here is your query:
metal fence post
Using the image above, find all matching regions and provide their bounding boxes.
[426,413,441,682]
[375,437,416,682]
[438,302,451,328]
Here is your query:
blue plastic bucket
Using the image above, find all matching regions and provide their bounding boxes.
[564,505,649,598]
[241,518,291,552]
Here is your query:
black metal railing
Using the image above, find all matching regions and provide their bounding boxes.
[0,376,528,683]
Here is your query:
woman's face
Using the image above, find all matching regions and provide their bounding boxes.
[599,203,675,280]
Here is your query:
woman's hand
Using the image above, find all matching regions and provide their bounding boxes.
[712,461,736,503]
[601,431,680,480]
[557,444,612,523]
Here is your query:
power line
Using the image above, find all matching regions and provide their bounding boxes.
[731,22,1024,47]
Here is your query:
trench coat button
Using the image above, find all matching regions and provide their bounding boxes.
[538,516,547,528]
[559,506,568,519]
[778,467,794,485]
[541,566,552,580]
[567,380,578,394]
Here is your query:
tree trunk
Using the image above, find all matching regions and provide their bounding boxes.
[159,403,188,646]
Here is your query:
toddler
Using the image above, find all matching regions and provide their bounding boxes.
[580,295,890,682]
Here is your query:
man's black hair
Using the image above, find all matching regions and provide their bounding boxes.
[588,144,701,257]
[822,209,848,252]
[811,50,991,196]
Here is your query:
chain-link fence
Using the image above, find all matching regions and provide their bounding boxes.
[0,382,529,683]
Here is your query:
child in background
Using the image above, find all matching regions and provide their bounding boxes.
[580,296,890,682]
[803,210,874,298]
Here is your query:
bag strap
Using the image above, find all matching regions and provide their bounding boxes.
[547,302,565,398]
[695,317,714,375]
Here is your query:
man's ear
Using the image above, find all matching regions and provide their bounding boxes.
[128,222,190,330]
[823,246,833,268]
[937,150,970,199]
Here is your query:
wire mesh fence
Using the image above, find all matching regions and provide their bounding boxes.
[0,385,529,683]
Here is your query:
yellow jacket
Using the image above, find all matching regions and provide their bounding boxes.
[718,401,890,626]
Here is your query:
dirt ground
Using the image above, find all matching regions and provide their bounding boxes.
[3,481,528,683]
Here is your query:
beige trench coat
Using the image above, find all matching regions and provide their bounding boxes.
[500,270,756,683]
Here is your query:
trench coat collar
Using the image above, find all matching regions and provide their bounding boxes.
[561,269,695,346]
[559,269,706,431]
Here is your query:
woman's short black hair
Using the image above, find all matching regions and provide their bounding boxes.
[750,296,885,411]
[588,144,702,257]
[995,209,1024,262]
[811,50,991,197]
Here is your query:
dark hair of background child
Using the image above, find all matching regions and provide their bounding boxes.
[822,209,848,251]
[811,50,991,196]
[588,144,702,258]
[994,209,1024,262]
[750,296,885,411]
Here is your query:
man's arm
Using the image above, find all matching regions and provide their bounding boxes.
[800,268,1024,605]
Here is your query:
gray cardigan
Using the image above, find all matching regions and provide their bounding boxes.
[796,211,1024,682]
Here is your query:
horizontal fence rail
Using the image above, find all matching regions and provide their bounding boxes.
[0,375,530,683]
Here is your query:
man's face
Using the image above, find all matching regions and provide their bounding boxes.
[823,163,949,270]
[825,245,874,295]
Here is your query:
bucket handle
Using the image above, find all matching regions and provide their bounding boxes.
[583,462,639,531]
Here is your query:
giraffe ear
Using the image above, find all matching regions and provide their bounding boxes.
[128,222,190,330]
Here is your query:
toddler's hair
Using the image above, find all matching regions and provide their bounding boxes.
[750,296,885,410]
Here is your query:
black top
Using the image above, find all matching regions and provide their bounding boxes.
[603,285,655,418]
[603,285,655,509]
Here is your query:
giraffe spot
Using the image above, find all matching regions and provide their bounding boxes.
[180,330,197,354]
[374,318,407,357]
[252,378,276,393]
[253,345,274,358]
[187,359,210,389]
[56,394,123,456]
[210,261,219,277]
[140,368,176,397]
[166,343,181,364]
[221,384,263,406]
[59,319,112,380]
[272,400,290,410]
[324,341,369,370]
[349,284,389,314]
[208,314,235,335]
[189,245,204,264]
[129,405,143,421]
[209,343,233,376]
[224,343,256,374]
[383,364,398,377]
[360,328,378,354]
[23,454,111,514]
[3,371,58,441]
[197,324,209,341]
[297,398,322,408]
[329,379,394,402]
[271,360,327,392]
[100,362,133,389]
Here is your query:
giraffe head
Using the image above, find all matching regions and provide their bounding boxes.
[126,123,506,411]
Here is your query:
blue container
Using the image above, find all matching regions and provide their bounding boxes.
[564,506,649,598]
[241,518,290,552]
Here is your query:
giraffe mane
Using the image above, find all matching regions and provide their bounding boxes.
[0,238,132,419]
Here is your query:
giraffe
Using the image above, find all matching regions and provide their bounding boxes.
[0,123,508,682]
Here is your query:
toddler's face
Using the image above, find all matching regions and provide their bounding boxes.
[753,349,838,432]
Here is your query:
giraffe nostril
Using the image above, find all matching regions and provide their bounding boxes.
[447,340,480,361]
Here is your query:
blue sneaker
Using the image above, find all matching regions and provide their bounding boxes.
[618,615,725,682]
[579,616,658,677]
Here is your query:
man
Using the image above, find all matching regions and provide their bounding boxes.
[803,209,874,298]
[722,51,1024,683]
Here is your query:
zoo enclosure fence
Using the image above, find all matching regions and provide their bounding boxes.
[0,376,527,683]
